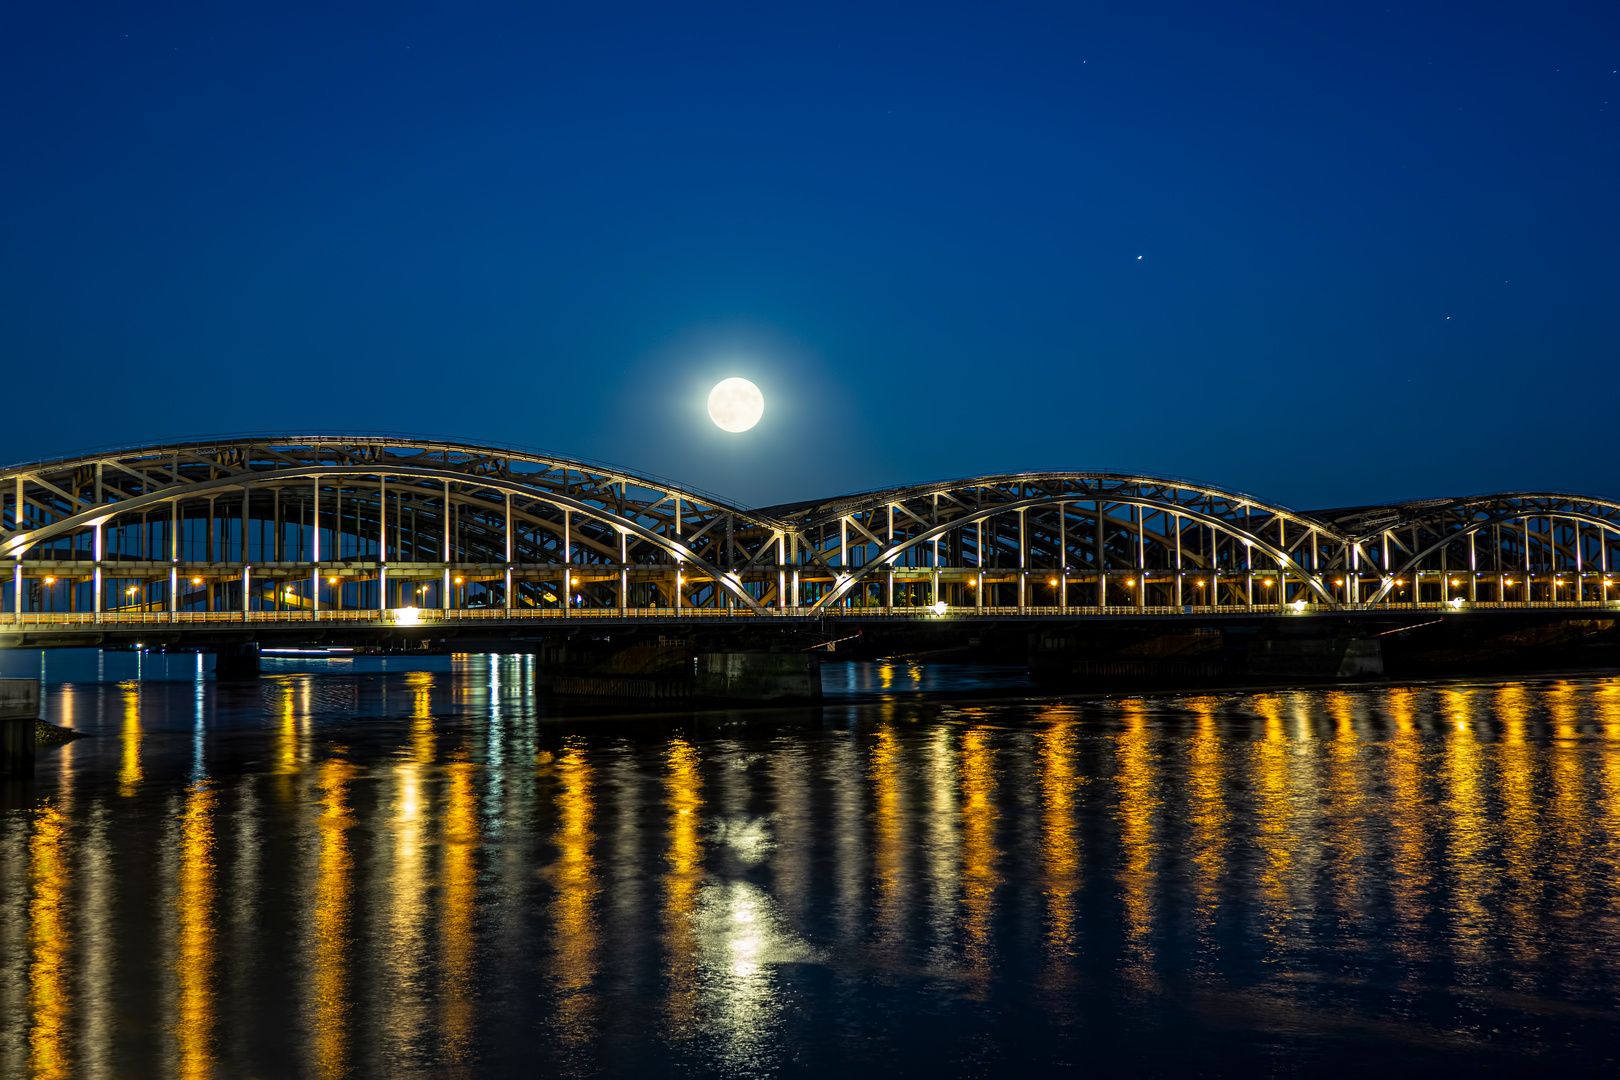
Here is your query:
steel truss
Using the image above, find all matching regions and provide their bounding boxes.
[4,438,1620,619]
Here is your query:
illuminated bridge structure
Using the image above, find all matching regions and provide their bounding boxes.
[2,434,1620,645]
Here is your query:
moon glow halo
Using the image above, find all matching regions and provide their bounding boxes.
[707,377,765,432]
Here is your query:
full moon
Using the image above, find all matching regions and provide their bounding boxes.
[707,377,764,433]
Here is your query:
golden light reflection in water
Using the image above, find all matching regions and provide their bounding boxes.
[311,758,359,1079]
[275,682,302,799]
[549,738,598,1052]
[1114,702,1159,990]
[1183,698,1228,962]
[959,727,1000,988]
[1494,683,1543,980]
[1035,710,1081,978]
[1598,682,1620,925]
[441,758,479,1064]
[119,683,142,796]
[1383,687,1432,963]
[869,722,905,954]
[925,726,961,961]
[664,739,703,1033]
[1440,688,1491,974]
[383,710,435,1067]
[28,803,69,1080]
[174,781,218,1079]
[1322,691,1368,934]
[1248,695,1295,960]
[1544,681,1591,983]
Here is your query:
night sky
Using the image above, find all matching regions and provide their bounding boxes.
[3,2,1616,510]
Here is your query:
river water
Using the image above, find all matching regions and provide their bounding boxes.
[3,651,1620,1077]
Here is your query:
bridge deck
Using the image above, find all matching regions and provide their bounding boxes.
[2,599,1616,631]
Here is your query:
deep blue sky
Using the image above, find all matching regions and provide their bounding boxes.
[2,2,1616,509]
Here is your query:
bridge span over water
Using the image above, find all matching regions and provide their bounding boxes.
[2,434,1619,648]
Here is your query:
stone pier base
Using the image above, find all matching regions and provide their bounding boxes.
[0,679,41,776]
[215,642,262,679]
[696,652,822,701]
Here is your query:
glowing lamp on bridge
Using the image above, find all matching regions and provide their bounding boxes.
[931,601,948,616]
[393,607,422,625]
[44,577,54,585]
[1292,600,1306,612]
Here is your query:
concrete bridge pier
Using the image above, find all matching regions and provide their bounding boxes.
[0,679,41,776]
[215,642,262,679]
[696,652,822,701]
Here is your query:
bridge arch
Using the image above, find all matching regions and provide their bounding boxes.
[1339,494,1620,606]
[763,472,1358,613]
[0,436,782,613]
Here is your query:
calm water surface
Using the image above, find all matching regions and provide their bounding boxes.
[4,652,1620,1077]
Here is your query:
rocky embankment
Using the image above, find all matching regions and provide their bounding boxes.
[35,720,84,747]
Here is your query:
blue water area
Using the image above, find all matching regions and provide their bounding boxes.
[3,653,1620,1077]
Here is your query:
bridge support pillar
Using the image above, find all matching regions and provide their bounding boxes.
[696,652,822,701]
[215,642,260,679]
[0,679,40,775]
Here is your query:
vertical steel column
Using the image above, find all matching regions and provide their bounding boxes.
[93,463,102,616]
[931,493,940,580]
[503,490,513,615]
[311,477,321,614]
[675,497,684,614]
[441,479,452,611]
[777,533,786,611]
[1469,528,1478,602]
[10,475,19,617]
[242,564,251,614]
[1603,525,1611,605]
[1018,508,1027,611]
[1173,513,1183,608]
[1059,502,1068,612]
[619,527,628,614]
[1096,502,1106,607]
[1136,504,1145,610]
[1350,543,1360,605]
[562,508,571,617]
[1524,517,1532,604]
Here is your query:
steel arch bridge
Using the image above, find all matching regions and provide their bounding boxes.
[3,434,1620,631]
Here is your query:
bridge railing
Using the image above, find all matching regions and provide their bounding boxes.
[6,598,1620,629]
